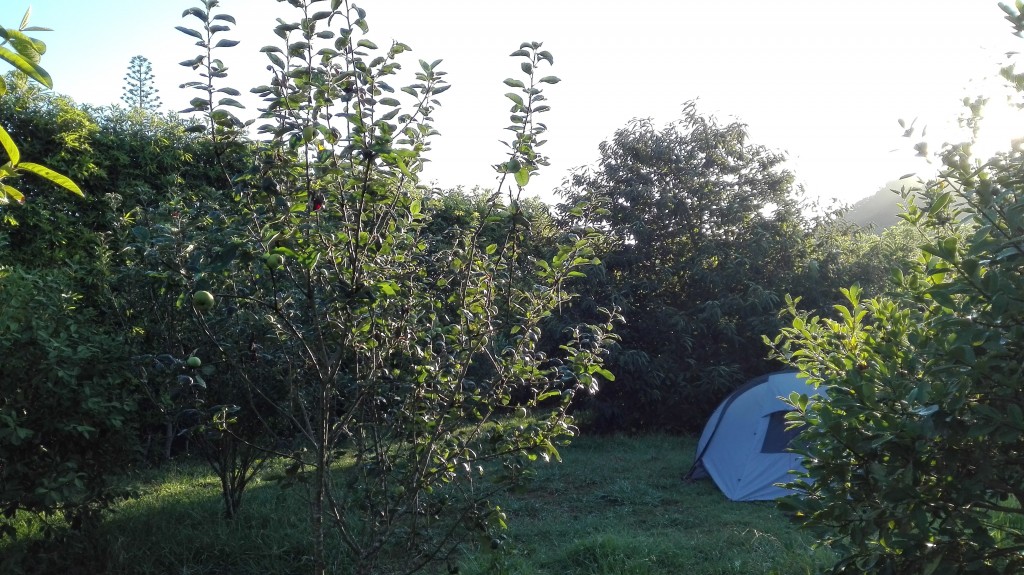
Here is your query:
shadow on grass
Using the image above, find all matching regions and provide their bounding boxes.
[2,462,338,575]
[3,435,833,575]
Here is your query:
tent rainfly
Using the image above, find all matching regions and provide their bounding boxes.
[684,370,827,501]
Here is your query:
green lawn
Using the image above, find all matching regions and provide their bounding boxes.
[2,435,832,575]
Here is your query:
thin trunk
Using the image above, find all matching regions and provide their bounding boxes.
[163,420,174,461]
[312,378,331,575]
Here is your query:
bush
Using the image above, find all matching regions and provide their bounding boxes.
[0,266,138,537]
[769,71,1024,574]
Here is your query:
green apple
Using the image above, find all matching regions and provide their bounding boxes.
[515,407,528,419]
[186,356,202,368]
[264,253,285,269]
[192,290,215,312]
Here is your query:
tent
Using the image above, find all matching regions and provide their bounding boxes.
[684,370,827,501]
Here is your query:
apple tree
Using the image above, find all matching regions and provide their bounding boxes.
[170,1,616,573]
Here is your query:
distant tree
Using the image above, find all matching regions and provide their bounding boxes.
[120,55,161,112]
[558,101,815,432]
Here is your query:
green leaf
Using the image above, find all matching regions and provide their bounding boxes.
[0,125,20,165]
[357,39,378,50]
[538,76,561,84]
[514,167,530,187]
[17,162,83,197]
[215,39,240,48]
[503,78,525,88]
[182,7,209,22]
[175,26,204,40]
[0,45,51,88]
[19,7,31,31]
[509,49,530,57]
[217,97,244,108]
[2,184,24,204]
[179,55,204,68]
[521,62,533,75]
[266,52,285,69]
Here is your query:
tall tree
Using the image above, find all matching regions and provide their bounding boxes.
[120,55,161,112]
[557,101,814,432]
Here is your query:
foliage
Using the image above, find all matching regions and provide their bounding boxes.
[0,266,138,543]
[120,55,162,112]
[557,102,813,432]
[768,22,1024,569]
[796,218,921,308]
[165,1,615,573]
[0,9,82,216]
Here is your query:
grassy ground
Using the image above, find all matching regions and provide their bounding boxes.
[2,435,832,575]
[457,435,830,575]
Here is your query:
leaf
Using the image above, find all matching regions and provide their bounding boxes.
[0,125,20,165]
[357,39,378,50]
[217,97,245,108]
[509,49,530,57]
[175,26,204,40]
[19,7,31,31]
[17,162,83,196]
[521,62,533,75]
[212,14,237,24]
[266,52,285,69]
[538,76,561,84]
[514,166,530,187]
[181,7,209,22]
[179,55,204,68]
[503,78,525,88]
[0,45,51,88]
[215,39,241,48]
[2,184,24,204]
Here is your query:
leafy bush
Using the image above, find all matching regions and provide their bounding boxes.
[0,266,138,537]
[769,20,1024,567]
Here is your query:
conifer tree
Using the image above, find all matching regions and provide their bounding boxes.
[120,55,161,111]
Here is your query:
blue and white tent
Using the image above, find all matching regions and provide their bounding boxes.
[684,370,827,501]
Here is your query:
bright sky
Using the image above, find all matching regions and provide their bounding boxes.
[5,1,1024,206]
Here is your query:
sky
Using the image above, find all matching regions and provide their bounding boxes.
[5,1,1024,207]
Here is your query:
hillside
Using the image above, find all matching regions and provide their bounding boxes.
[841,178,921,231]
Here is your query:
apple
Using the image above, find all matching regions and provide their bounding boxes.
[515,407,528,419]
[192,290,215,312]
[264,253,285,269]
[186,356,202,368]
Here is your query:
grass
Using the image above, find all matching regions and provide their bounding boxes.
[1,435,832,575]
[456,435,830,575]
